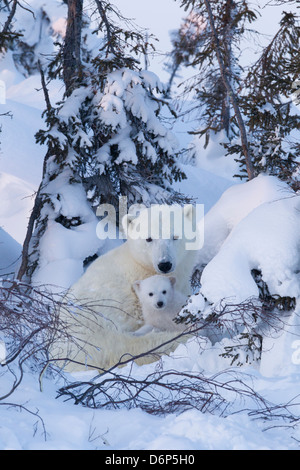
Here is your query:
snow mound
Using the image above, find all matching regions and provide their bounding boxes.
[201,193,300,304]
[190,174,300,309]
[0,172,35,245]
[32,169,104,290]
[192,130,240,181]
[173,163,234,213]
[196,174,294,268]
[0,227,21,276]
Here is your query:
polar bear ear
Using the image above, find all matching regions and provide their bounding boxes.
[169,277,176,287]
[183,204,194,220]
[133,280,141,294]
[122,213,136,233]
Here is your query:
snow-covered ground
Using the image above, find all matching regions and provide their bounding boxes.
[1,1,300,452]
[1,85,300,450]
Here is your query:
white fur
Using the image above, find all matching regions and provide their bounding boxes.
[133,275,186,335]
[53,205,197,371]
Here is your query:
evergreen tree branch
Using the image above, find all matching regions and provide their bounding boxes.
[1,0,17,35]
[94,0,116,55]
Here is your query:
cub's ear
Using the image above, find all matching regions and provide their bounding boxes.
[169,277,176,287]
[133,280,141,294]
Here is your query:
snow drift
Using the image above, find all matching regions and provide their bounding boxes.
[196,175,300,305]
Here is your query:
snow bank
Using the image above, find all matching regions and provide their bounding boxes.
[186,174,300,384]
[172,163,234,213]
[1,334,300,450]
[192,130,240,181]
[201,192,300,304]
[196,174,294,269]
[0,227,21,276]
[260,303,300,378]
[32,171,104,290]
[0,100,45,187]
[0,172,35,244]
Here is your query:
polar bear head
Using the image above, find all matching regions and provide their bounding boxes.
[122,204,197,274]
[133,275,176,311]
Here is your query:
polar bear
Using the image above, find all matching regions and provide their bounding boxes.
[132,275,187,336]
[53,204,198,371]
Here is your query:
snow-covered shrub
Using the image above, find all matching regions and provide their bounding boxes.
[0,0,66,76]
[179,175,300,366]
[22,1,187,287]
[79,66,186,208]
[199,191,300,305]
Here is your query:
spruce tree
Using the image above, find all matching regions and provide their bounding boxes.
[169,1,299,186]
[18,0,187,285]
[226,10,300,187]
[0,0,21,51]
[168,0,257,144]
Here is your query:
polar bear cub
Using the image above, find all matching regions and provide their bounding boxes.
[133,275,187,336]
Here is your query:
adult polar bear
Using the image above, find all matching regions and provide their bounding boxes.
[54,204,200,371]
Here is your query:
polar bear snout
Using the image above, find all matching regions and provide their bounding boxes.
[157,261,173,273]
[156,300,164,309]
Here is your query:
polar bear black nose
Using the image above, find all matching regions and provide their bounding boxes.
[158,261,172,273]
[157,301,164,308]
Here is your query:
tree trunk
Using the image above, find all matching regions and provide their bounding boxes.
[204,0,255,180]
[17,0,84,281]
[63,0,83,95]
[221,0,235,137]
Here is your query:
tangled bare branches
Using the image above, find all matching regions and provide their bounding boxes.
[56,296,300,428]
[0,278,113,400]
[0,279,64,400]
[57,365,268,416]
[1,277,299,430]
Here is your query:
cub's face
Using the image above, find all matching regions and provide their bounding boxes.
[133,275,176,311]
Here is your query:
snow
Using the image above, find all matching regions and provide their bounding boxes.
[32,169,104,289]
[0,227,21,277]
[95,68,179,170]
[197,176,300,304]
[1,0,300,452]
[2,154,300,450]
[192,130,241,181]
[0,172,35,244]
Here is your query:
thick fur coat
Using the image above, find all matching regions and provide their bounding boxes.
[52,205,197,371]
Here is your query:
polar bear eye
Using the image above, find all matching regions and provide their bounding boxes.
[146,237,153,243]
[149,292,153,296]
[162,290,167,294]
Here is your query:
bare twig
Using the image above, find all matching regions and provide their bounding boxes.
[94,0,116,55]
[0,402,47,441]
[1,0,18,35]
[56,296,299,427]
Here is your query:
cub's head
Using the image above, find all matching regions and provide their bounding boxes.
[133,275,176,311]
